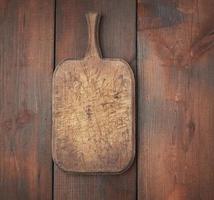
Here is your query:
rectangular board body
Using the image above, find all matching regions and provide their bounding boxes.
[52,13,135,174]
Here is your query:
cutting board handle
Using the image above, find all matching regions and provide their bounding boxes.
[85,12,102,58]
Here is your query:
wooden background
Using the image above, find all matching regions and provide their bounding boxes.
[1,0,214,199]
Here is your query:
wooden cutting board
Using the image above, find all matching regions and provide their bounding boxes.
[52,12,135,174]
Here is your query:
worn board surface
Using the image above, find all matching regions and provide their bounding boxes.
[0,0,54,199]
[54,0,136,199]
[138,0,214,199]
[53,13,135,173]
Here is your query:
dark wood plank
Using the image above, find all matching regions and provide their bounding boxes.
[54,0,136,199]
[138,0,214,199]
[0,0,54,199]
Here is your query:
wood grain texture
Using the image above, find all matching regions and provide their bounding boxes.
[54,0,136,199]
[53,13,135,173]
[0,0,54,199]
[138,0,214,199]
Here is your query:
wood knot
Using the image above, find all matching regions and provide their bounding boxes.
[187,120,195,136]
[16,109,34,128]
[1,119,13,131]
[182,120,195,152]
[113,92,120,99]
[85,105,93,120]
